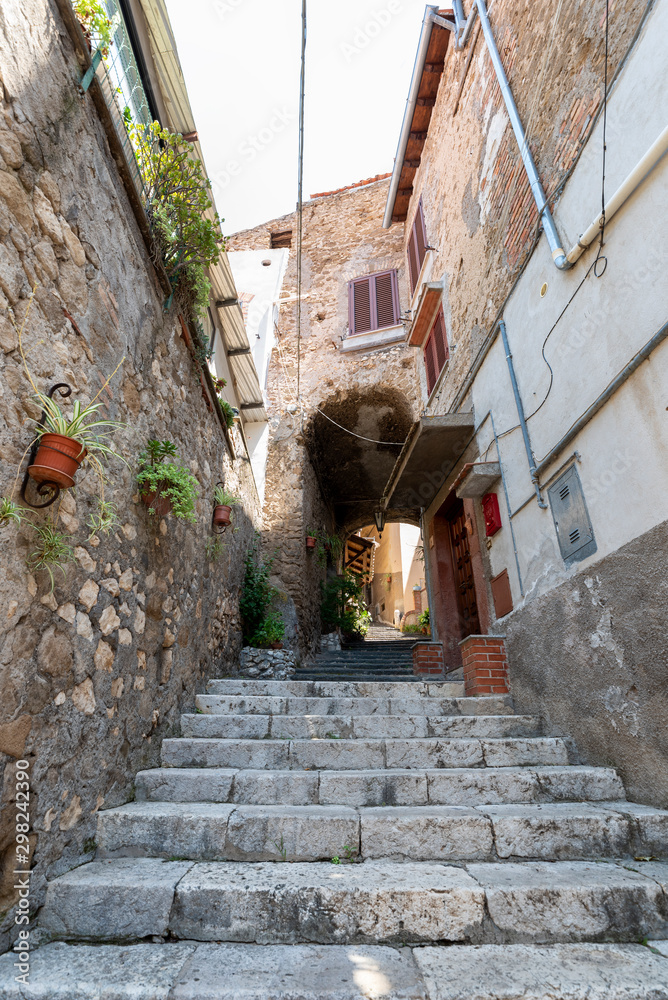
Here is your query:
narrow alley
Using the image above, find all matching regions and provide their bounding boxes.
[0,0,666,997]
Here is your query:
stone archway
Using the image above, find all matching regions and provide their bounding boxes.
[304,385,417,534]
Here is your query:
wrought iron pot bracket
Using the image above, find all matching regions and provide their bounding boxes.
[20,383,72,510]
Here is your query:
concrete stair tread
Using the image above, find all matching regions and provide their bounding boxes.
[179,714,540,741]
[160,735,570,771]
[39,857,668,946]
[196,694,504,717]
[3,941,667,998]
[134,764,626,806]
[95,800,667,863]
[205,679,466,697]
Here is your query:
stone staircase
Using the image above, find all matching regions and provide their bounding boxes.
[2,676,667,998]
[296,623,418,682]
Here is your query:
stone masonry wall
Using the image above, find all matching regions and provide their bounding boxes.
[0,0,260,948]
[229,179,420,653]
[408,0,648,414]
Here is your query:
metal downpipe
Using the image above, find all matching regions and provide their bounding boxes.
[475,0,570,270]
[499,320,547,509]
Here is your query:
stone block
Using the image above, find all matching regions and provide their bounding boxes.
[180,715,271,740]
[599,801,668,858]
[135,768,236,803]
[481,738,569,767]
[161,739,290,770]
[170,860,484,944]
[427,767,539,806]
[96,802,234,860]
[225,805,359,862]
[413,943,668,999]
[0,942,197,1000]
[534,767,625,803]
[385,739,484,770]
[466,860,668,943]
[231,769,319,805]
[319,770,429,807]
[426,715,539,739]
[289,739,385,771]
[478,803,631,860]
[360,806,493,861]
[169,942,428,999]
[40,858,193,940]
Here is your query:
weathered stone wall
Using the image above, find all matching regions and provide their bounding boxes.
[506,519,668,808]
[0,0,260,948]
[408,0,648,413]
[228,179,420,653]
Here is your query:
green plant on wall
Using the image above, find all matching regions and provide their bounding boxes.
[249,610,285,649]
[321,571,371,640]
[0,497,31,527]
[219,399,236,430]
[308,530,343,567]
[27,524,75,593]
[127,121,226,321]
[87,496,120,539]
[240,538,277,645]
[137,439,199,522]
[72,0,113,52]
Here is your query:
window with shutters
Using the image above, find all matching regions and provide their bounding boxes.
[423,307,449,395]
[407,198,428,296]
[348,269,400,335]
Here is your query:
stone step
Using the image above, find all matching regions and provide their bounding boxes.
[2,940,667,1000]
[38,858,668,946]
[180,714,540,741]
[134,765,625,806]
[294,672,417,681]
[95,800,667,863]
[161,736,569,771]
[205,679,466,697]
[196,694,508,717]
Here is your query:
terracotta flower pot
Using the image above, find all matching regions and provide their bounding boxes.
[28,433,86,490]
[141,483,173,518]
[270,641,284,650]
[306,536,316,549]
[213,504,232,528]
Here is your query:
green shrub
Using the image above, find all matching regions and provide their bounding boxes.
[240,539,276,644]
[72,0,113,52]
[249,610,285,649]
[321,572,371,640]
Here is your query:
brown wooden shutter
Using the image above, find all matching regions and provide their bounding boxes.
[407,198,428,295]
[432,307,449,370]
[424,307,448,395]
[350,277,372,334]
[424,331,437,394]
[374,271,397,329]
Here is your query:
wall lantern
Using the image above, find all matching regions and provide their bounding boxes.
[374,510,386,533]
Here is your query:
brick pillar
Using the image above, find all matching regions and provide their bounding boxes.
[413,586,422,612]
[459,635,509,697]
[412,641,444,677]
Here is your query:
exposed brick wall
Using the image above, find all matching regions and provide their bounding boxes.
[407,0,647,413]
[460,635,510,697]
[412,642,445,677]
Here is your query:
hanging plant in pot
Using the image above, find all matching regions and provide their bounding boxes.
[28,390,124,490]
[137,439,199,522]
[212,483,240,532]
[305,528,317,549]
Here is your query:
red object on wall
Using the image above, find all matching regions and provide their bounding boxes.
[481,493,502,537]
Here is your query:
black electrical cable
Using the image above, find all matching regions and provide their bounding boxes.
[594,0,610,278]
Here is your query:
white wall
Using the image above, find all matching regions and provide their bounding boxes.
[471,0,668,609]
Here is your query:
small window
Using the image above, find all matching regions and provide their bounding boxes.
[270,230,292,249]
[348,269,400,335]
[407,198,428,295]
[423,307,449,394]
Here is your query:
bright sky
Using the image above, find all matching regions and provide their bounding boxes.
[164,0,426,235]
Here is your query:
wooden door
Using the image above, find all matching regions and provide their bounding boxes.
[447,502,480,637]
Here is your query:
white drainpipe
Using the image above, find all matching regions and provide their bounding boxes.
[565,123,668,264]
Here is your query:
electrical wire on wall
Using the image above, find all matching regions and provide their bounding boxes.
[295,0,307,420]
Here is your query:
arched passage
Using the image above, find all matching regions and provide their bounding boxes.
[304,386,417,533]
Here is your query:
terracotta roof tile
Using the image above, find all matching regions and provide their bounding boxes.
[309,173,391,200]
